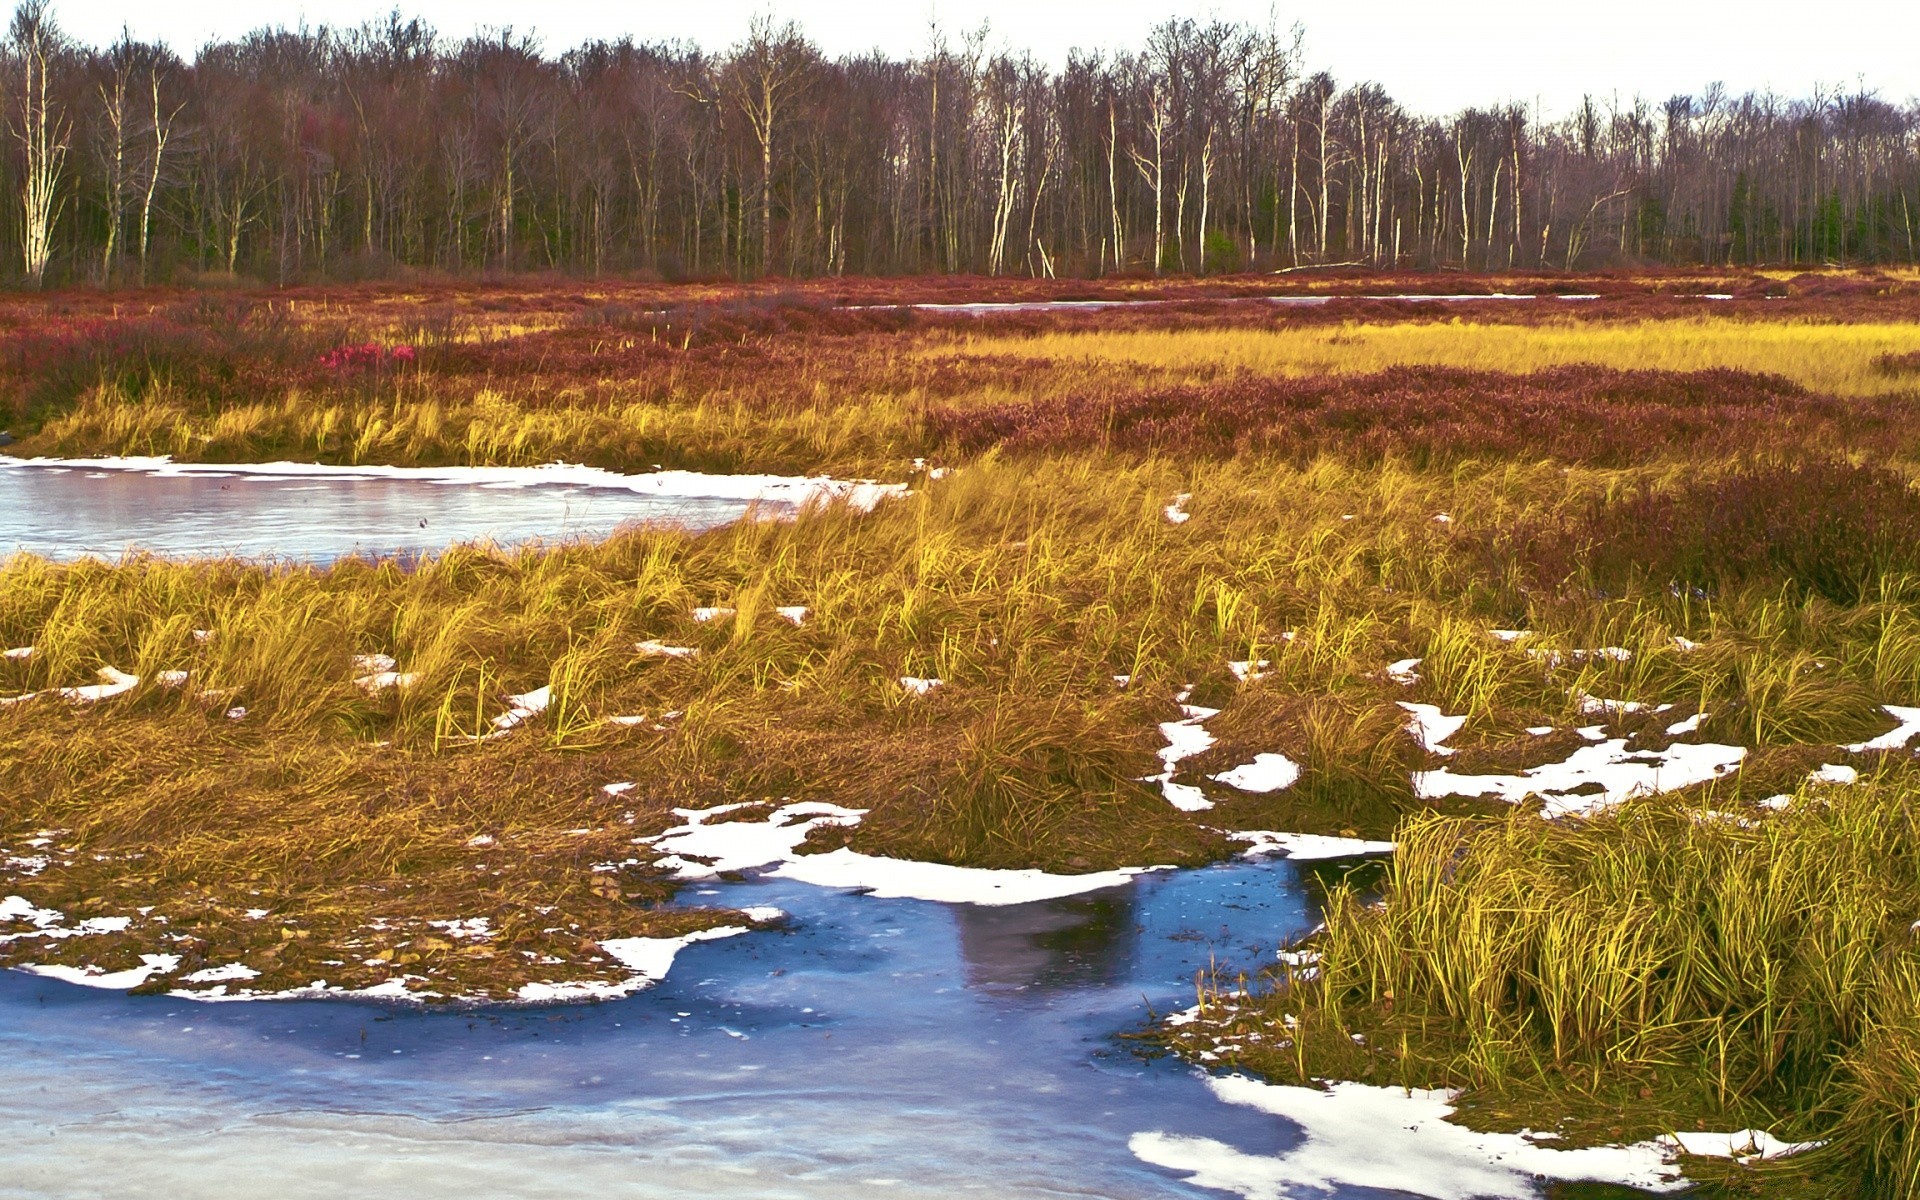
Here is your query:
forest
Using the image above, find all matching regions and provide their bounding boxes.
[0,1,1917,286]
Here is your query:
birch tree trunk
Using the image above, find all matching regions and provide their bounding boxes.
[12,1,67,288]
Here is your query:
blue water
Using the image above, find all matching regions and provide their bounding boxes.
[0,858,1358,1200]
[0,460,765,564]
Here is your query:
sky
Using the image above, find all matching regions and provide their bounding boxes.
[44,0,1920,118]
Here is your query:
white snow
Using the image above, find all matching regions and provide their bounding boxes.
[1576,694,1648,718]
[1531,646,1634,669]
[1,665,141,707]
[1811,763,1859,786]
[515,926,750,1003]
[1386,658,1423,685]
[1148,700,1221,811]
[1231,831,1395,861]
[179,963,260,984]
[0,895,63,929]
[355,670,416,693]
[3,456,911,514]
[428,918,493,940]
[1130,1074,1684,1200]
[1165,493,1193,524]
[1490,629,1530,643]
[20,954,181,991]
[350,654,416,693]
[1660,1129,1820,1163]
[1211,754,1302,794]
[2,646,32,660]
[634,640,699,659]
[898,676,944,696]
[772,849,1163,907]
[774,606,809,626]
[644,801,868,879]
[1227,660,1271,683]
[643,800,1158,906]
[1415,739,1747,818]
[1399,702,1467,756]
[486,685,551,735]
[1665,712,1707,736]
[691,606,734,623]
[1847,705,1920,753]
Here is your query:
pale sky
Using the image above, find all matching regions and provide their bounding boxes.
[45,0,1920,118]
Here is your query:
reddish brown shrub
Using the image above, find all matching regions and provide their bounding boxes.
[927,365,1894,466]
[1515,461,1920,604]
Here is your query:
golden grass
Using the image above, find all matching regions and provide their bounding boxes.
[12,291,1920,1189]
[946,317,1920,396]
[6,453,1920,1002]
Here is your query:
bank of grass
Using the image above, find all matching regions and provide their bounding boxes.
[1160,779,1920,1198]
[947,314,1920,398]
[8,452,1920,1005]
[7,283,1920,478]
[9,279,1920,1189]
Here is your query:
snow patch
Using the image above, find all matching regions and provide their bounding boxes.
[1847,705,1920,754]
[644,801,868,879]
[1,665,141,707]
[1665,712,1707,736]
[1130,1074,1684,1199]
[1210,753,1302,794]
[1231,831,1394,861]
[486,685,550,736]
[773,849,1163,907]
[1399,702,1467,756]
[179,963,260,984]
[1148,699,1221,811]
[1661,1129,1820,1164]
[635,640,699,659]
[5,455,910,514]
[20,954,181,991]
[1415,739,1746,818]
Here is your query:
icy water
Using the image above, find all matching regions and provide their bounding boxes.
[892,293,1608,315]
[0,458,795,564]
[0,858,1364,1200]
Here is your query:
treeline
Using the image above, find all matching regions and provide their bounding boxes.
[3,1,1919,286]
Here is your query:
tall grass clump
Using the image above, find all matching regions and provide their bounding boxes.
[1205,783,1920,1195]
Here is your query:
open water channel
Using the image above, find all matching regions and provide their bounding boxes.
[0,458,1674,1199]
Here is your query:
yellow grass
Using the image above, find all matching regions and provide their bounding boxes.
[944,318,1920,396]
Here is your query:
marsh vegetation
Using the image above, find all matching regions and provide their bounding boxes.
[5,271,1920,1194]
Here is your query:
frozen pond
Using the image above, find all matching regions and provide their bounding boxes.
[0,458,903,565]
[891,293,1605,315]
[0,858,1371,1199]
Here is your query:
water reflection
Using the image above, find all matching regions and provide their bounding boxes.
[0,460,767,564]
[950,891,1139,993]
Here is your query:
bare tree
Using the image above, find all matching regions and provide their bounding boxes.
[10,0,68,287]
[721,17,814,274]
